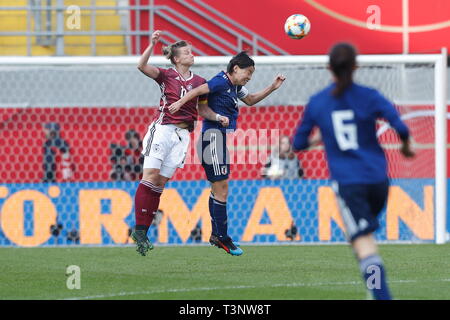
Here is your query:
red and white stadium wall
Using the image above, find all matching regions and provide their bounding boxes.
[130,0,450,55]
[0,106,447,183]
[0,105,449,246]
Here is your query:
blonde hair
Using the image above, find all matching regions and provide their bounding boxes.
[162,40,190,64]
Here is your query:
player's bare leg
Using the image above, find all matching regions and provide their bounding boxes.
[142,168,170,188]
[211,179,228,202]
[352,234,378,260]
[132,168,169,256]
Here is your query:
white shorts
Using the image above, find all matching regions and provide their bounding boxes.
[141,122,190,178]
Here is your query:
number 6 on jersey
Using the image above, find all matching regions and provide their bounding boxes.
[331,110,359,151]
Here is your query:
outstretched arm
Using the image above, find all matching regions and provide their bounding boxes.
[241,74,286,106]
[168,83,210,114]
[137,30,162,79]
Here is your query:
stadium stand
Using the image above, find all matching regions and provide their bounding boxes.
[0,0,127,55]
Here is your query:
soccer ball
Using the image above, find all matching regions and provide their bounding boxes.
[284,14,311,39]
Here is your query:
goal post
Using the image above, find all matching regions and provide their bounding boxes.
[0,51,447,246]
[434,48,448,244]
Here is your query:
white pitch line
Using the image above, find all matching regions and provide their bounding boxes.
[62,278,450,300]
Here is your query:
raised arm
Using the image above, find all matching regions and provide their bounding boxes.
[137,30,162,79]
[168,83,210,114]
[241,74,286,106]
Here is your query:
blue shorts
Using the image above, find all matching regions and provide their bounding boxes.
[332,180,389,242]
[198,129,230,182]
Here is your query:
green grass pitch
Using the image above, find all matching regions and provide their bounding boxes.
[1,244,450,300]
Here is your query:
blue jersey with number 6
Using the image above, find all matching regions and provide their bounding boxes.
[292,83,410,185]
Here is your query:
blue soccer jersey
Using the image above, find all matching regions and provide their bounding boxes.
[202,71,249,132]
[293,83,410,185]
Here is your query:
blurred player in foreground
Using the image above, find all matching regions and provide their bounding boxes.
[169,51,286,256]
[292,43,414,299]
[132,30,229,256]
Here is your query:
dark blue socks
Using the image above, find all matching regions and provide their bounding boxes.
[359,254,392,300]
[209,193,228,240]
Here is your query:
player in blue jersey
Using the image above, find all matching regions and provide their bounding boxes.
[292,43,415,300]
[169,51,286,256]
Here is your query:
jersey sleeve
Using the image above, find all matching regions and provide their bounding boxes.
[207,76,228,94]
[154,67,167,85]
[292,103,316,151]
[237,86,249,100]
[198,78,208,104]
[372,90,410,140]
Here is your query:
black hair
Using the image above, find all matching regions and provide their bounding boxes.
[329,43,357,96]
[227,51,255,74]
[162,40,190,65]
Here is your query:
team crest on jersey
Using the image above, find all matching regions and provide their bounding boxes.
[221,165,228,175]
[186,84,193,91]
[152,144,162,154]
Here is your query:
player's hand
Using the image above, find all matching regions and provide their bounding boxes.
[218,115,229,127]
[151,30,162,45]
[400,139,415,158]
[272,74,286,90]
[168,101,183,114]
[308,130,322,147]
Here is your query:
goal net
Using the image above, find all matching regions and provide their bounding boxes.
[0,54,447,247]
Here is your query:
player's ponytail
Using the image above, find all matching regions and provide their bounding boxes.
[329,43,357,96]
[162,40,190,64]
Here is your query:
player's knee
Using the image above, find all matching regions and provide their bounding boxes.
[212,180,228,201]
[351,234,378,260]
[214,192,228,202]
[142,168,168,188]
[142,168,156,181]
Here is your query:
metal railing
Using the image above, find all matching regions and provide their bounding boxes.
[31,0,52,46]
[0,0,288,56]
[179,0,288,55]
